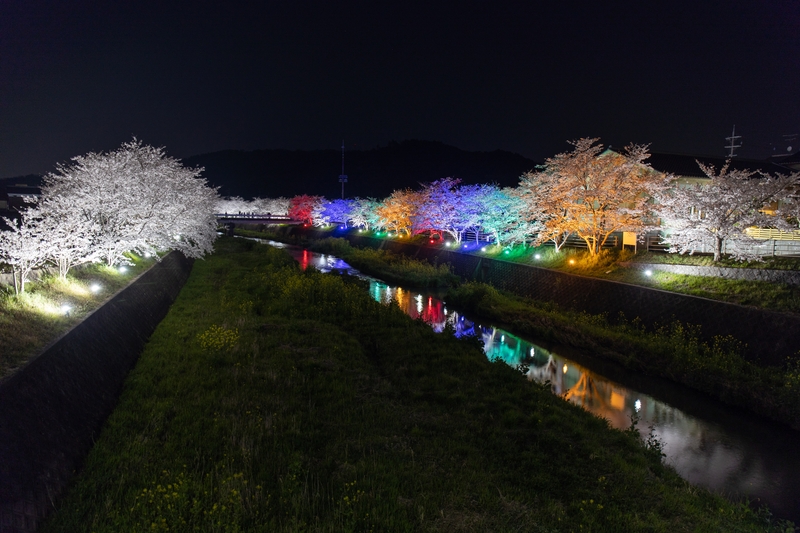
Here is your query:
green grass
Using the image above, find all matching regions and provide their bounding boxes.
[43,237,795,531]
[627,251,800,270]
[639,271,800,314]
[0,254,157,381]
[238,229,800,428]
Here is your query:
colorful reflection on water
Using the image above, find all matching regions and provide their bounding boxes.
[370,278,650,430]
[267,239,800,522]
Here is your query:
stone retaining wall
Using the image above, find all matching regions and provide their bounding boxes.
[297,228,800,366]
[0,252,193,533]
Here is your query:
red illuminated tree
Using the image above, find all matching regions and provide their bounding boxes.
[288,195,323,224]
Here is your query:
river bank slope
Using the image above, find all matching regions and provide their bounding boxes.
[44,238,795,531]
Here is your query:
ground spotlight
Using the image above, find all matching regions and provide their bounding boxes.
[534,254,541,260]
[60,304,72,316]
[90,283,102,293]
[569,259,575,265]
[644,269,653,277]
[481,246,487,252]
[118,266,128,273]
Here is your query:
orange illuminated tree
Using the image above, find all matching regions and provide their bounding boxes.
[375,189,420,236]
[528,138,669,256]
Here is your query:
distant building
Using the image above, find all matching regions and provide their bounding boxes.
[0,175,42,213]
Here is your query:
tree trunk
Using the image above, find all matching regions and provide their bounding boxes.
[59,257,69,280]
[713,236,723,262]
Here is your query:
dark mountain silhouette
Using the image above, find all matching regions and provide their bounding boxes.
[181,140,539,200]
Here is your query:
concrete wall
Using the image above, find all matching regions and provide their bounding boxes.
[0,252,193,533]
[300,229,800,366]
[622,262,800,286]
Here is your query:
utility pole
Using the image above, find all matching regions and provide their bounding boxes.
[725,125,742,158]
[338,140,348,199]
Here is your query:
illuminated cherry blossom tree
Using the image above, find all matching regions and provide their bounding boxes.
[414,178,464,241]
[254,197,290,216]
[517,170,570,251]
[320,199,354,226]
[375,189,419,235]
[26,201,95,279]
[531,138,669,256]
[288,195,323,224]
[0,212,51,294]
[478,186,534,247]
[214,196,249,214]
[455,184,492,243]
[654,162,800,261]
[349,197,381,230]
[42,139,219,266]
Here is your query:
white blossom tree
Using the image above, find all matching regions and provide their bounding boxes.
[42,139,218,266]
[214,196,250,214]
[654,162,800,261]
[26,201,96,279]
[254,197,290,216]
[349,197,380,230]
[0,213,52,294]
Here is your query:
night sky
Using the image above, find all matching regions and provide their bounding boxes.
[2,0,798,178]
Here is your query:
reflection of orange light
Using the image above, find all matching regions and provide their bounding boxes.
[610,391,625,410]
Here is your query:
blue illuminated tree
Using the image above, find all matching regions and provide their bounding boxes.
[320,199,354,227]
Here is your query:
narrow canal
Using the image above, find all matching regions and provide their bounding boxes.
[266,240,800,522]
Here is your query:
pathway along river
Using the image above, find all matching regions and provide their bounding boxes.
[265,240,799,522]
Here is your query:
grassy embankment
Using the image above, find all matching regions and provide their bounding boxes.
[44,237,794,532]
[238,224,800,314]
[0,254,156,381]
[243,229,800,430]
